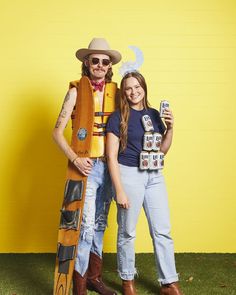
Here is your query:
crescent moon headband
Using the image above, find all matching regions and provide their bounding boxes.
[119,46,144,77]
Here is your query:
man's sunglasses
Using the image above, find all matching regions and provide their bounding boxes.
[89,57,111,66]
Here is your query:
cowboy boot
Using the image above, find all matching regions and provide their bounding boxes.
[160,282,183,295]
[122,280,137,295]
[72,270,87,295]
[87,252,117,295]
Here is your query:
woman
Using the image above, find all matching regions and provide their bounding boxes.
[106,72,183,295]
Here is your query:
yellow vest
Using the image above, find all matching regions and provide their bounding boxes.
[69,76,118,159]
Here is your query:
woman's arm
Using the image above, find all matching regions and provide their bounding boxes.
[160,107,174,155]
[106,132,130,209]
[52,87,93,176]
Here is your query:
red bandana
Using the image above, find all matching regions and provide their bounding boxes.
[91,80,105,92]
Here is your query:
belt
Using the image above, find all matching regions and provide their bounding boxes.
[90,156,106,162]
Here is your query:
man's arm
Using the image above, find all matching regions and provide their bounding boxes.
[52,87,93,176]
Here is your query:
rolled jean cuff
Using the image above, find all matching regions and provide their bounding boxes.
[118,268,137,280]
[158,274,179,285]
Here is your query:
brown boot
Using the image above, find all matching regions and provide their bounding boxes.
[87,252,117,295]
[122,280,137,295]
[72,270,87,295]
[160,282,183,295]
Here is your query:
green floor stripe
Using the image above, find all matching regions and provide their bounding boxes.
[0,253,235,295]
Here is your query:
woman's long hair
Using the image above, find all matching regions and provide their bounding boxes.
[81,56,113,82]
[119,71,150,152]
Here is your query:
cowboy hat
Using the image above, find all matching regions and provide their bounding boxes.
[76,38,122,64]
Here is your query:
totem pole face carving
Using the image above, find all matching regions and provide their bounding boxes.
[85,53,111,81]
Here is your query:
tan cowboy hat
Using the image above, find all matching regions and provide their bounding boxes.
[75,38,122,64]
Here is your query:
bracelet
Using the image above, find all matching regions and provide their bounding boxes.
[72,156,78,163]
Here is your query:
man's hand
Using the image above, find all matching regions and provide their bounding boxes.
[73,157,93,176]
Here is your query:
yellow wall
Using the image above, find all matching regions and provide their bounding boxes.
[0,0,236,253]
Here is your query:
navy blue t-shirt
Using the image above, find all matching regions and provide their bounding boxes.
[106,107,166,167]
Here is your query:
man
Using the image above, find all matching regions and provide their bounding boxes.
[53,38,121,295]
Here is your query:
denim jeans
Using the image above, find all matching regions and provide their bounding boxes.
[74,159,113,276]
[117,164,179,284]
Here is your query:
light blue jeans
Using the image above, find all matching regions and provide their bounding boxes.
[117,164,179,285]
[74,159,113,276]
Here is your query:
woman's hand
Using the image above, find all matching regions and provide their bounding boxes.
[116,192,130,209]
[162,107,174,130]
[73,157,93,176]
[160,107,174,154]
